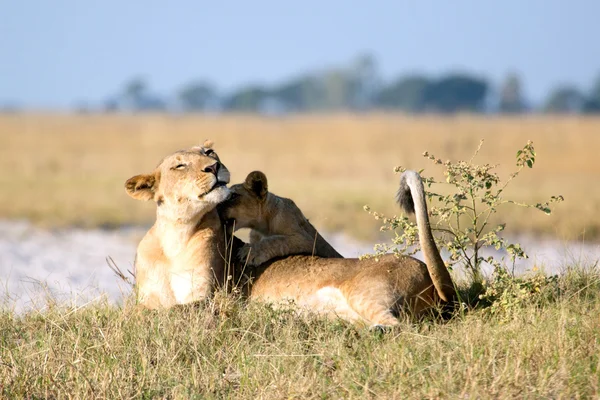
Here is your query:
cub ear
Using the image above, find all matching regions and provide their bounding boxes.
[125,173,159,201]
[243,171,268,200]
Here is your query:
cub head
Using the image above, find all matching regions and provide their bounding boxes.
[125,140,230,222]
[218,170,269,231]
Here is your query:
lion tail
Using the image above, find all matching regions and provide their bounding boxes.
[397,171,456,303]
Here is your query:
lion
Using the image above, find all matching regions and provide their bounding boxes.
[219,170,456,327]
[124,141,231,309]
[221,171,343,267]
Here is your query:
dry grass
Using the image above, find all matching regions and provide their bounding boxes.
[1,268,599,398]
[2,114,598,398]
[1,113,598,240]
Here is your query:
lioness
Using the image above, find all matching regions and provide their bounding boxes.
[125,142,230,309]
[222,171,343,266]
[220,170,456,327]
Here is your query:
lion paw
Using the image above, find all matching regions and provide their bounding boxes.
[238,244,273,267]
[238,244,257,266]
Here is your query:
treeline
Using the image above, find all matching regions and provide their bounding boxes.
[96,54,600,114]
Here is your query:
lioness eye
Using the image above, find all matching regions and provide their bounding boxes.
[204,149,214,156]
[174,164,187,170]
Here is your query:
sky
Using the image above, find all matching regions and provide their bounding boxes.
[1,0,599,109]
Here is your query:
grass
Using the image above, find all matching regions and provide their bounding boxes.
[1,267,599,398]
[2,113,598,398]
[1,113,599,241]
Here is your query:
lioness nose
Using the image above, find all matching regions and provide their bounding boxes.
[203,162,219,175]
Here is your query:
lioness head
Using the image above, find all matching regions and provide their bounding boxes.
[219,170,268,231]
[125,141,230,222]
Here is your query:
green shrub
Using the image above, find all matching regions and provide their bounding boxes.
[365,140,564,283]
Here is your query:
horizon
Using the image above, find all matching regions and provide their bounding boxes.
[1,1,599,109]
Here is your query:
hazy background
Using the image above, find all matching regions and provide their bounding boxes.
[2,1,600,113]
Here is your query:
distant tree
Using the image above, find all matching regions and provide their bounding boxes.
[584,99,600,113]
[269,55,380,112]
[424,74,489,113]
[178,81,218,112]
[118,77,167,112]
[271,79,302,111]
[0,102,20,113]
[375,75,430,111]
[103,97,120,113]
[349,53,381,110]
[583,74,600,113]
[223,86,270,112]
[122,77,147,110]
[139,96,168,111]
[321,69,354,111]
[543,86,584,113]
[499,73,526,113]
[272,75,324,112]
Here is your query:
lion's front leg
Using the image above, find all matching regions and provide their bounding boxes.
[238,234,314,266]
[248,229,264,244]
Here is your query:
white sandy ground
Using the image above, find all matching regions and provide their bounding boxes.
[1,220,599,312]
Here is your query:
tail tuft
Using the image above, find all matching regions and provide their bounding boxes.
[396,172,416,214]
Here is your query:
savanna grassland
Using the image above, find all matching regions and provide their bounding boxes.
[1,114,600,398]
[0,113,599,241]
[2,269,600,399]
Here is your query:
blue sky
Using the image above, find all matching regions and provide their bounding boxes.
[1,0,599,109]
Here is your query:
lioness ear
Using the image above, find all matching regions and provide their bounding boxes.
[244,171,268,200]
[190,139,216,156]
[125,173,159,201]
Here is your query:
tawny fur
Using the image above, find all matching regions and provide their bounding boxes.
[222,170,457,327]
[125,145,231,309]
[219,171,343,267]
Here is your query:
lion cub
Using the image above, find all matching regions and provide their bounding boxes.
[220,170,456,327]
[220,171,343,266]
